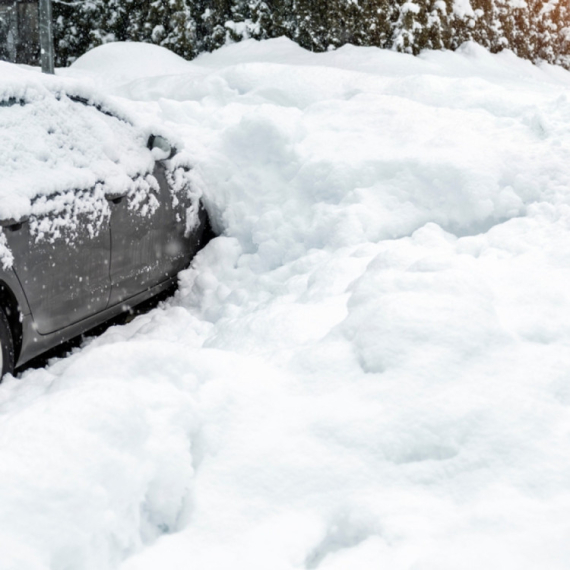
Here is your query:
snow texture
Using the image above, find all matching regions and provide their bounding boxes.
[3,38,570,569]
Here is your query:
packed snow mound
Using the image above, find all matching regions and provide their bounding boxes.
[3,38,570,570]
[71,42,193,83]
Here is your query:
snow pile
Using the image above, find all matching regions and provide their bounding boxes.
[2,39,570,570]
[70,42,195,87]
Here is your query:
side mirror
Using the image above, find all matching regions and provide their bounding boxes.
[148,135,176,161]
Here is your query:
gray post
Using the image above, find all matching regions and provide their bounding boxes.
[39,0,54,74]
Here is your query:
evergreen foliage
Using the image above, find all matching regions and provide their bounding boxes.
[53,0,570,70]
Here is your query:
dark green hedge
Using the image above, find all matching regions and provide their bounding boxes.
[53,0,570,69]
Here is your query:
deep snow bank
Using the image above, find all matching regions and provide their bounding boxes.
[1,38,570,570]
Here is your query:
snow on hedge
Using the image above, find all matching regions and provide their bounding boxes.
[2,38,570,569]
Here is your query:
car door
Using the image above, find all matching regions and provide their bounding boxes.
[3,189,112,334]
[106,164,171,307]
[153,161,203,277]
[107,158,202,307]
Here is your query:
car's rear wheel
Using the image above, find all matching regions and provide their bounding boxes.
[0,308,15,381]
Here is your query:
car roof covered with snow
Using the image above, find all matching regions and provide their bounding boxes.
[0,62,163,223]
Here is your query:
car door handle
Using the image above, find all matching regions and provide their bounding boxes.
[105,192,127,204]
[0,215,29,230]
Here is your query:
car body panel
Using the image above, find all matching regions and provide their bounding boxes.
[16,275,174,367]
[108,163,171,306]
[108,161,201,307]
[0,266,31,317]
[13,204,209,368]
[4,200,112,335]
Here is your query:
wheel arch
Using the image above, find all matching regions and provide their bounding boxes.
[0,281,24,365]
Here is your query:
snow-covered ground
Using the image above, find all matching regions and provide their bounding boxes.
[2,38,570,569]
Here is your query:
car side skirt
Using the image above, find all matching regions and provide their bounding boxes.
[16,276,178,367]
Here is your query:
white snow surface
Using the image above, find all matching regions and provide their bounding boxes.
[2,38,570,569]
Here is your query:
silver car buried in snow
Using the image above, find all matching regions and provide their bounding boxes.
[0,76,211,379]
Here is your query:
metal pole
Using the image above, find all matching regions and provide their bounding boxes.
[38,0,54,73]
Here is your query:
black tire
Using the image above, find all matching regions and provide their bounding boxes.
[0,308,15,382]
